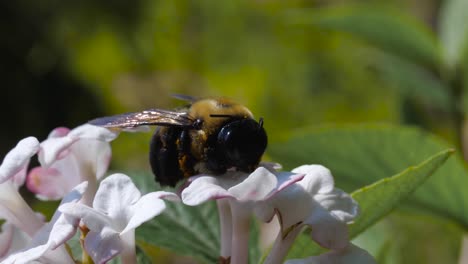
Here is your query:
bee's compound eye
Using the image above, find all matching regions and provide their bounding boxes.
[217,118,267,170]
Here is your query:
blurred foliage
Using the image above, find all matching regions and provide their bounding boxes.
[3,0,468,263]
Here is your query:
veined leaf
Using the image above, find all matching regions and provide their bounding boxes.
[349,149,453,236]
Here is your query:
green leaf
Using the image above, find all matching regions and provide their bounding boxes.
[349,149,453,236]
[287,5,440,68]
[284,149,452,259]
[269,125,468,227]
[439,0,468,70]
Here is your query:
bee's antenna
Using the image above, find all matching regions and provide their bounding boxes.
[259,117,264,128]
[171,94,198,102]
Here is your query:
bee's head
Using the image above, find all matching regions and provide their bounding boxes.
[217,117,267,171]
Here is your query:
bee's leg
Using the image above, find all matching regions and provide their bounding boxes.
[177,130,196,178]
[149,127,184,187]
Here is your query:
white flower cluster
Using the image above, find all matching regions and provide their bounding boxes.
[0,124,375,264]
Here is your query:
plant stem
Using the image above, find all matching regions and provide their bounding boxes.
[263,226,302,264]
[230,202,250,264]
[217,199,232,259]
[80,225,94,264]
[120,230,137,264]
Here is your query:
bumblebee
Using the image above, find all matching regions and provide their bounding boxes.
[89,96,268,187]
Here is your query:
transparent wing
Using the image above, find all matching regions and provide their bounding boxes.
[88,109,195,129]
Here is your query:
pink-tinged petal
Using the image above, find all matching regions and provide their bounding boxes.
[0,137,40,184]
[229,168,305,202]
[285,243,376,264]
[26,167,68,200]
[228,167,278,201]
[122,193,167,234]
[267,171,305,199]
[84,229,123,264]
[92,174,141,220]
[181,176,234,206]
[292,165,335,194]
[69,124,118,142]
[10,166,28,190]
[38,136,77,167]
[152,191,180,202]
[47,127,70,138]
[314,189,359,224]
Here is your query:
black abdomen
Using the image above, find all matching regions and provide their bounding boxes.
[149,127,185,187]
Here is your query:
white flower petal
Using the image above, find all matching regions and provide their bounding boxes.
[292,165,335,194]
[2,244,49,264]
[68,124,118,142]
[181,176,234,206]
[285,243,376,264]
[182,166,304,207]
[228,167,278,201]
[92,174,141,220]
[121,193,167,234]
[85,229,123,264]
[48,181,88,229]
[0,222,29,259]
[4,182,88,264]
[0,137,40,184]
[314,189,359,223]
[69,139,111,180]
[59,203,114,232]
[0,181,44,236]
[305,204,349,249]
[38,136,76,167]
[255,164,358,251]
[255,184,312,228]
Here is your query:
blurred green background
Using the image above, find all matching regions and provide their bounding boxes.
[2,0,449,164]
[2,0,468,263]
